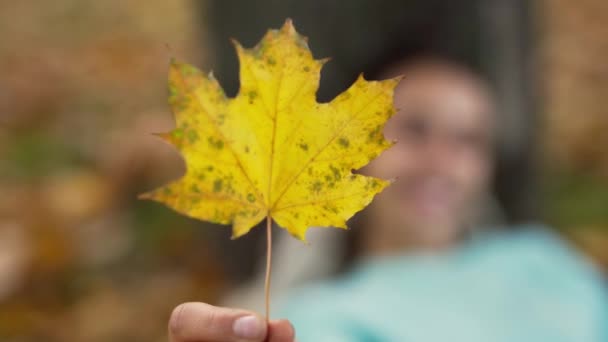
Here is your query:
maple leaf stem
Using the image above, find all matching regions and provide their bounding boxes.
[264,215,273,323]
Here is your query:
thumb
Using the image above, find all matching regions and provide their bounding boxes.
[169,302,267,342]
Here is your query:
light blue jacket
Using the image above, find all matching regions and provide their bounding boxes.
[279,227,608,342]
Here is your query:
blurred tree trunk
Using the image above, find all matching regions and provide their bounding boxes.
[480,0,540,223]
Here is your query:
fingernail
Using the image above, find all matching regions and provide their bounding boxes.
[287,321,297,341]
[233,315,264,339]
[290,322,296,337]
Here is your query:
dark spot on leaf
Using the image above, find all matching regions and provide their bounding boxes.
[368,125,382,141]
[207,165,214,171]
[180,64,198,76]
[329,165,341,181]
[365,180,381,191]
[267,57,276,65]
[223,178,234,194]
[207,137,224,149]
[191,184,201,193]
[177,103,188,112]
[217,113,226,125]
[299,142,308,151]
[311,181,322,193]
[162,188,172,196]
[187,130,199,143]
[248,90,257,104]
[247,193,256,202]
[338,137,350,148]
[245,145,250,153]
[172,128,184,139]
[213,179,223,192]
[303,66,310,72]
[168,85,178,97]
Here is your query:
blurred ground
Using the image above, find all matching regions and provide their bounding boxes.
[0,2,226,341]
[541,0,608,267]
[0,0,606,341]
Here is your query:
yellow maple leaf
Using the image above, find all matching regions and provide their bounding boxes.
[140,19,398,241]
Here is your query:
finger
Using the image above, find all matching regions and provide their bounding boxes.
[268,319,295,342]
[169,302,267,342]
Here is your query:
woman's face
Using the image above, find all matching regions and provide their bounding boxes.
[360,63,495,249]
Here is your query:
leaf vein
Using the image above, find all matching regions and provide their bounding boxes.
[270,89,387,210]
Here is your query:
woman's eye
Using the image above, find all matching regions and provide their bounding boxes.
[400,115,430,139]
